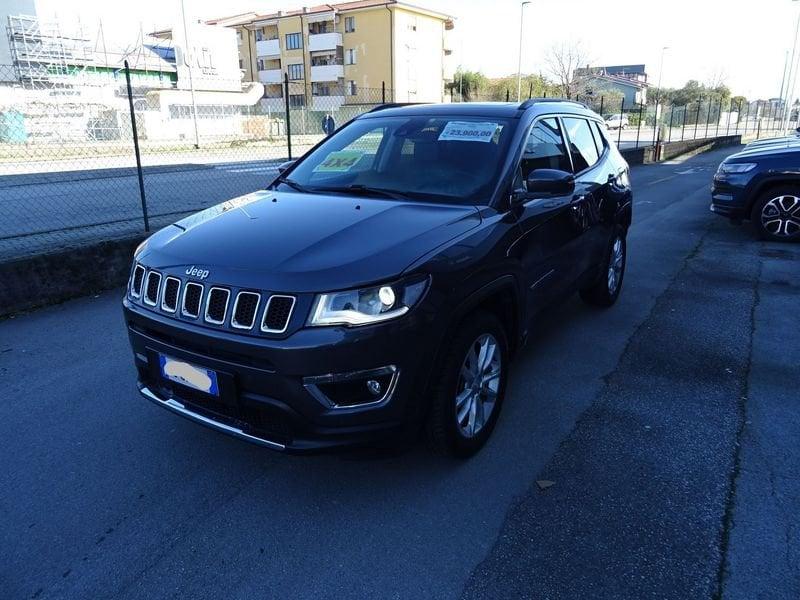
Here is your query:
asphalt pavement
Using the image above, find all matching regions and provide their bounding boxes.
[1,146,798,599]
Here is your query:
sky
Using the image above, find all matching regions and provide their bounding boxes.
[31,0,797,99]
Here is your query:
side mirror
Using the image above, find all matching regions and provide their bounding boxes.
[277,159,297,174]
[526,169,575,197]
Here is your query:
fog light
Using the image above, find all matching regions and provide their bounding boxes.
[303,366,398,409]
[366,379,382,396]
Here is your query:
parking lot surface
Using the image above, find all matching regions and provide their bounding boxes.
[1,146,798,599]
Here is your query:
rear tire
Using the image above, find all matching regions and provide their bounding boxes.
[580,228,627,307]
[426,311,509,458]
[751,187,800,242]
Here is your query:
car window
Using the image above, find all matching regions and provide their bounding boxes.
[282,115,516,205]
[589,121,607,157]
[516,118,572,189]
[563,117,600,172]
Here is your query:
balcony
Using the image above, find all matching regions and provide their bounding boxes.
[256,38,280,57]
[308,32,342,52]
[258,69,282,84]
[310,64,344,82]
[311,95,345,111]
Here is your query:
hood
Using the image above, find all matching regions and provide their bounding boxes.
[725,143,800,162]
[139,190,481,292]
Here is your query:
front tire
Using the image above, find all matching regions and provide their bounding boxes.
[751,187,800,242]
[426,311,509,458]
[580,228,627,307]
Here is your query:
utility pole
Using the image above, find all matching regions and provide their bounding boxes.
[781,0,800,134]
[180,0,201,148]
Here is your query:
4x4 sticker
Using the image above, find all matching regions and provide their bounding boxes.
[438,121,499,143]
[313,150,364,172]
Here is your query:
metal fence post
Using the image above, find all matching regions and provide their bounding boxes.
[528,81,533,99]
[618,97,625,147]
[124,60,149,233]
[667,106,674,142]
[599,96,604,117]
[726,100,732,137]
[635,102,644,148]
[743,101,750,136]
[382,81,386,103]
[705,99,712,138]
[506,89,510,102]
[694,98,701,139]
[284,73,292,160]
[652,100,659,147]
[681,105,687,141]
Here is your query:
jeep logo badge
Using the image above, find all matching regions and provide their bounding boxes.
[185,266,210,280]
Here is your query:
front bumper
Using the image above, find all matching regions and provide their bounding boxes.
[710,174,751,220]
[123,296,441,453]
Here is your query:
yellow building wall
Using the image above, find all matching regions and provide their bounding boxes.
[236,26,257,83]
[278,15,308,96]
[340,7,392,98]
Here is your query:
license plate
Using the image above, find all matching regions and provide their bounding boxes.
[159,354,219,396]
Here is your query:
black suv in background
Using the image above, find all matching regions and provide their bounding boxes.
[123,100,633,457]
[712,142,800,241]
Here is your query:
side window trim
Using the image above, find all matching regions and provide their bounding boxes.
[561,116,601,176]
[589,119,608,159]
[514,114,575,181]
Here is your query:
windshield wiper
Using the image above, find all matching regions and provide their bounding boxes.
[273,175,312,194]
[314,184,410,201]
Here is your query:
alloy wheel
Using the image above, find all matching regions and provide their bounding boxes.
[761,195,800,238]
[455,333,501,438]
[607,237,625,294]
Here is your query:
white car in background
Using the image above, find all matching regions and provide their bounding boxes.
[605,114,629,130]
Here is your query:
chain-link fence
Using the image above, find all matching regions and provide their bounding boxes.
[450,88,787,151]
[0,63,391,260]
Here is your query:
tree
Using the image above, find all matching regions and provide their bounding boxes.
[445,69,487,101]
[545,41,591,99]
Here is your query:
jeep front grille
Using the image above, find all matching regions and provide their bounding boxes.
[182,282,204,318]
[144,271,161,306]
[204,287,230,325]
[132,269,295,335]
[161,277,181,313]
[231,291,261,330]
[262,295,295,333]
[131,264,145,298]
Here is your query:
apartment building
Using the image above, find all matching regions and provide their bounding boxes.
[207,0,454,110]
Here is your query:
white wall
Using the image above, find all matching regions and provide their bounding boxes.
[392,9,444,103]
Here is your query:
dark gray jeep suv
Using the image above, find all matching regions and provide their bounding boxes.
[123,100,633,456]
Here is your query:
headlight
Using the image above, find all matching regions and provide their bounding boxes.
[308,277,429,327]
[719,162,756,174]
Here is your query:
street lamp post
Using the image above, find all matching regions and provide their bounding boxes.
[516,1,531,102]
[781,0,800,134]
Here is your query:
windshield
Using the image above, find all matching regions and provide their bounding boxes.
[277,115,516,205]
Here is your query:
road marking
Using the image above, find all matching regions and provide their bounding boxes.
[647,175,678,186]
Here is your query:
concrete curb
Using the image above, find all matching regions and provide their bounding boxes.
[620,135,742,165]
[0,234,145,318]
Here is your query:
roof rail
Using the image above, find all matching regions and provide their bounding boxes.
[518,98,588,110]
[366,102,427,114]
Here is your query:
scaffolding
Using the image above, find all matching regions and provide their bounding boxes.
[6,14,95,87]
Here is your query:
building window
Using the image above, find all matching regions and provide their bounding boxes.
[236,30,243,44]
[312,82,331,96]
[239,59,244,69]
[348,80,357,96]
[255,29,263,42]
[257,58,264,71]
[345,16,355,32]
[289,94,306,107]
[288,63,304,80]
[286,32,303,50]
[345,48,356,65]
